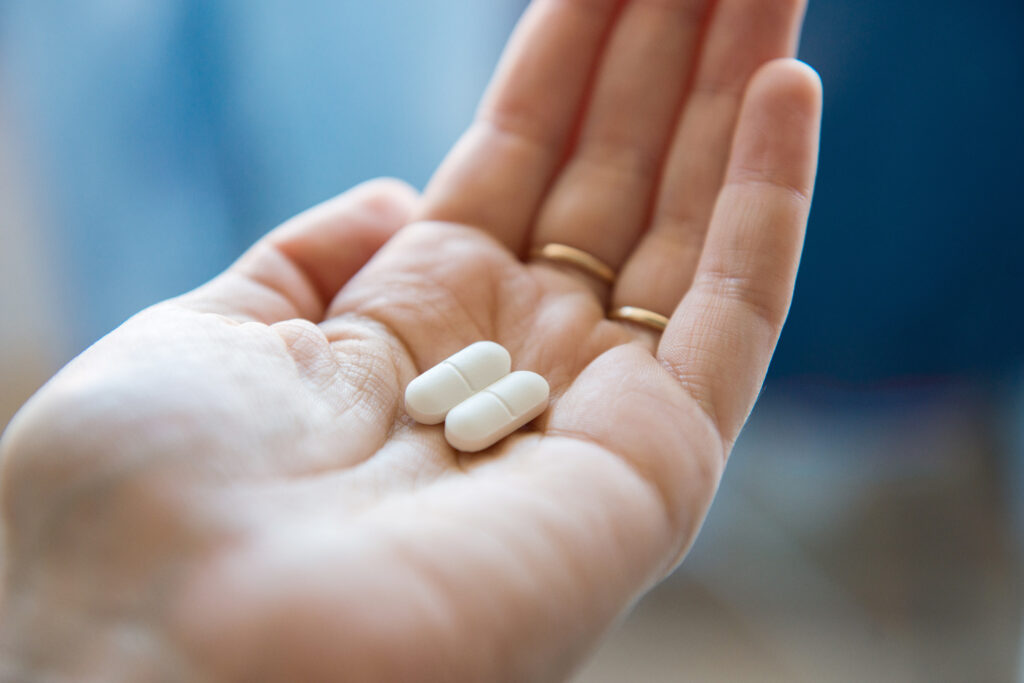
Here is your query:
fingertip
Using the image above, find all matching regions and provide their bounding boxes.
[748,58,823,118]
[200,178,421,323]
[272,177,419,249]
[728,58,823,199]
[349,177,421,227]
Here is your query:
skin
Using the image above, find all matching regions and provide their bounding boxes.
[0,0,822,680]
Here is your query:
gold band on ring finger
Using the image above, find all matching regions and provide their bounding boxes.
[608,306,669,333]
[529,243,616,285]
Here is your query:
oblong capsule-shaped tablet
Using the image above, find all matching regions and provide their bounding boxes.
[404,341,512,424]
[444,371,550,452]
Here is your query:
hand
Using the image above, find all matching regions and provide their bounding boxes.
[0,0,821,680]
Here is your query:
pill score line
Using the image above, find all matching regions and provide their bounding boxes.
[403,342,550,452]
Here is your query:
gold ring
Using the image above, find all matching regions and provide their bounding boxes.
[608,306,669,333]
[529,243,616,285]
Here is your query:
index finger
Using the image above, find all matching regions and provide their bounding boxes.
[418,0,624,253]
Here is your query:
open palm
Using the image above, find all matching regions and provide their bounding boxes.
[0,1,821,680]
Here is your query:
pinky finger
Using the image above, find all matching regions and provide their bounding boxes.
[657,59,822,448]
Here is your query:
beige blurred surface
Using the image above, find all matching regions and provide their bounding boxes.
[0,97,61,433]
[575,391,1020,682]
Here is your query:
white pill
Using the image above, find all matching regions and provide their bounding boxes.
[404,341,512,424]
[444,371,550,452]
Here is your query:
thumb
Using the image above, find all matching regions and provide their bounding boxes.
[178,178,419,323]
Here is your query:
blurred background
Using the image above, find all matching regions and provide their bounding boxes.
[1,1,1022,680]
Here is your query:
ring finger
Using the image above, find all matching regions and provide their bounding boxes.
[528,0,713,294]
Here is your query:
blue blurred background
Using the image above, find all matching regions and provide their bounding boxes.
[1,1,1022,680]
